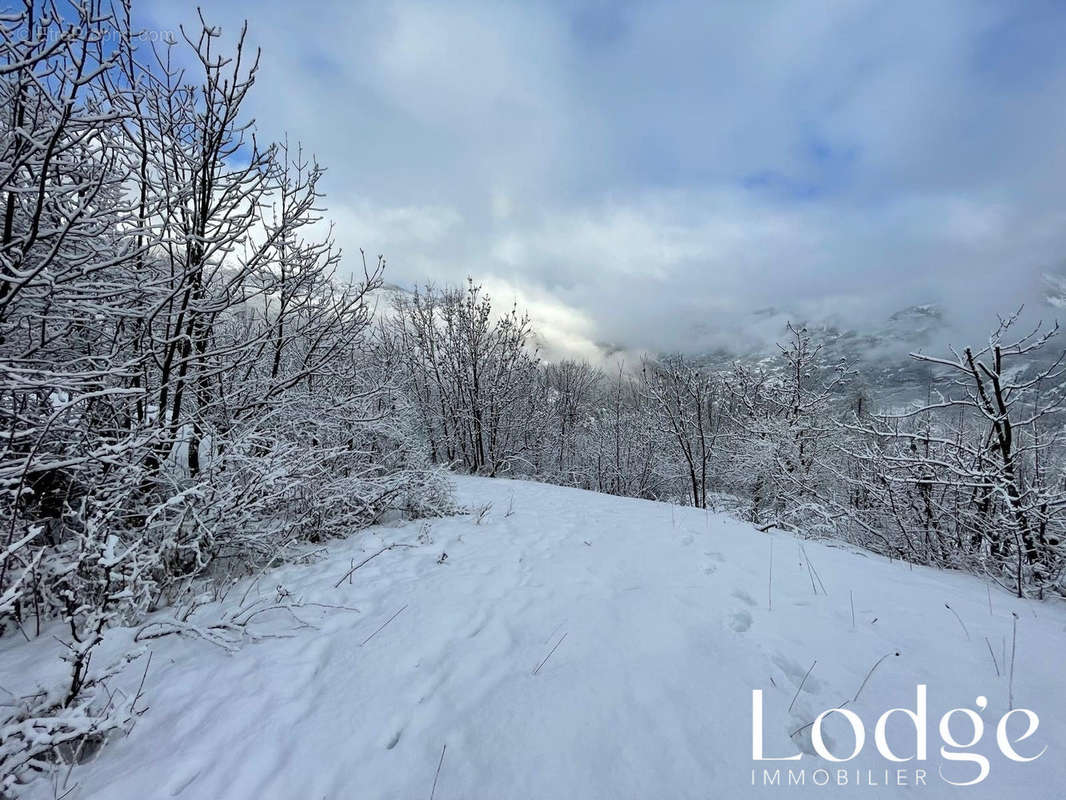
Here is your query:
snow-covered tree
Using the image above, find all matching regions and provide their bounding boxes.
[0,5,451,783]
[387,280,539,476]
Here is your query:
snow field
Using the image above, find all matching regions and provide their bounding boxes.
[5,475,1066,799]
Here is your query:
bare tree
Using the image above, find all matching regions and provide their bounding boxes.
[847,313,1066,595]
[388,280,539,476]
[642,355,720,508]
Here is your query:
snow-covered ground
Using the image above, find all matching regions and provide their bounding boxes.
[5,476,1066,799]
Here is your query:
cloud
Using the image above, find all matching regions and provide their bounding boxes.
[139,0,1066,357]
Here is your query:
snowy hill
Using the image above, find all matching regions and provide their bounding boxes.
[6,476,1066,799]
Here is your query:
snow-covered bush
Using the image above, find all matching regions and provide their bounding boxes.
[0,4,453,787]
[838,314,1066,597]
[385,280,541,476]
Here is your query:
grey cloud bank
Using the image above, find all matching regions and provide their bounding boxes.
[143,0,1066,359]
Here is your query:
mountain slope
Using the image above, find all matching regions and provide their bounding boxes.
[6,477,1066,799]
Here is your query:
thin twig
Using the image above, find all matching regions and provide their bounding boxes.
[792,700,849,738]
[533,633,567,675]
[788,660,817,713]
[132,650,153,716]
[801,545,827,595]
[944,603,970,640]
[334,544,415,588]
[802,550,818,595]
[429,744,447,800]
[360,604,408,647]
[984,637,1001,678]
[853,651,899,703]
[810,559,828,595]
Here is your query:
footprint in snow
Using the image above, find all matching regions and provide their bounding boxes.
[729,609,753,632]
[771,653,823,693]
[731,588,757,606]
[680,534,695,546]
